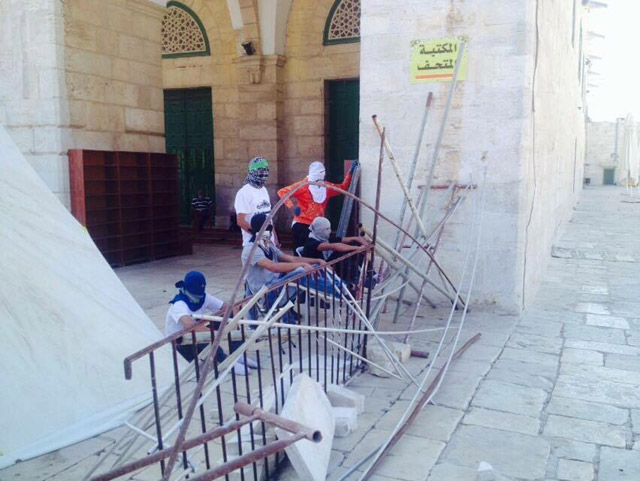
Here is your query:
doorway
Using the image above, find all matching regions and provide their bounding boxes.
[164,87,214,225]
[603,168,615,185]
[325,79,360,226]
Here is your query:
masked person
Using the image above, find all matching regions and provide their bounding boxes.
[242,213,323,322]
[277,160,359,251]
[235,157,273,247]
[301,217,369,287]
[166,271,256,375]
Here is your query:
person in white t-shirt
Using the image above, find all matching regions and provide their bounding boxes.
[234,157,273,246]
[165,271,257,375]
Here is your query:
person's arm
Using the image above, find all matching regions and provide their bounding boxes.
[278,251,324,265]
[236,212,251,233]
[177,315,211,333]
[277,180,305,209]
[256,258,314,273]
[317,241,361,253]
[341,236,369,246]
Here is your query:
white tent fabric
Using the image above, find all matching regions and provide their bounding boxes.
[0,126,179,469]
[616,114,640,187]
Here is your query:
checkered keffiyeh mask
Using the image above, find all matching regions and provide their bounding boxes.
[245,157,270,188]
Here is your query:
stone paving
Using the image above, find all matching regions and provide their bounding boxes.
[3,186,640,481]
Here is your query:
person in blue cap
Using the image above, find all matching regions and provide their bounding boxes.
[165,271,255,375]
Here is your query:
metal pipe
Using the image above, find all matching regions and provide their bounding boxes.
[91,415,260,481]
[372,116,429,241]
[392,93,434,253]
[233,402,322,443]
[188,433,307,481]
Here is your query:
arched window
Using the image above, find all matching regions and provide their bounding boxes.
[162,1,211,58]
[323,0,360,46]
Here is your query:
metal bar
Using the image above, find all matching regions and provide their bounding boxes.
[91,414,260,481]
[337,161,361,238]
[392,93,434,253]
[234,402,322,442]
[418,42,466,220]
[188,433,307,481]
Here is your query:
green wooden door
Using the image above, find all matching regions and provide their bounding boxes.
[164,88,214,225]
[326,79,360,226]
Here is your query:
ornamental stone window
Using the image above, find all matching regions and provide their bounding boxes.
[162,1,210,58]
[323,0,361,46]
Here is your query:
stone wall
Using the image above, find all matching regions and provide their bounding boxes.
[63,0,166,153]
[359,0,586,311]
[0,0,165,209]
[0,0,69,206]
[520,0,587,307]
[585,121,619,185]
[161,0,360,217]
[282,0,360,183]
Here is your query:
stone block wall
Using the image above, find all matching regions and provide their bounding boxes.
[585,121,619,185]
[282,0,360,183]
[63,0,166,153]
[0,0,165,208]
[359,0,586,311]
[0,0,69,206]
[161,0,360,218]
[521,0,586,306]
[162,0,246,215]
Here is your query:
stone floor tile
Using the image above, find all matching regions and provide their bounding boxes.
[560,348,603,366]
[553,375,640,408]
[543,415,627,447]
[442,425,550,480]
[551,439,597,462]
[427,463,477,481]
[546,395,629,425]
[563,324,627,345]
[506,333,563,354]
[375,401,463,442]
[560,363,640,386]
[631,409,640,434]
[499,347,560,368]
[556,459,593,481]
[485,363,555,391]
[342,429,445,481]
[585,313,629,329]
[431,370,483,411]
[471,379,548,417]
[462,407,540,435]
[563,340,640,356]
[574,302,610,315]
[599,447,640,480]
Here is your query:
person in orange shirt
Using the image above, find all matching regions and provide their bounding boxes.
[277,161,358,251]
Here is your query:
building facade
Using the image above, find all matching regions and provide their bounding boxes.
[0,0,592,311]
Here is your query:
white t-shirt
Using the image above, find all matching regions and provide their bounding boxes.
[165,294,224,337]
[234,184,271,246]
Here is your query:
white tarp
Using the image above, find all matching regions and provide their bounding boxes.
[0,126,179,468]
[616,114,640,187]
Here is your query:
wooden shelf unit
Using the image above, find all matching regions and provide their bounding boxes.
[69,149,182,267]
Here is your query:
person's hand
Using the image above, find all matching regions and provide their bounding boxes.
[349,160,359,174]
[301,263,314,272]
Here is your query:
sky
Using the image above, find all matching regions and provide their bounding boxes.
[586,1,639,121]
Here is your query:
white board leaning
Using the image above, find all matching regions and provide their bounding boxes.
[0,126,178,469]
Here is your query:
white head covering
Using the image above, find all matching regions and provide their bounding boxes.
[308,161,327,204]
[309,216,332,243]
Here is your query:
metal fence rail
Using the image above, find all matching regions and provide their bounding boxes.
[90,247,373,481]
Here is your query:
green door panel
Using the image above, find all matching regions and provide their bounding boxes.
[327,79,360,226]
[164,88,214,225]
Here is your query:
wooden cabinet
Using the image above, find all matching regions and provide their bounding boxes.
[69,149,183,267]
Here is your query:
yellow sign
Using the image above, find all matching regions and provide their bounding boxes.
[410,38,467,83]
